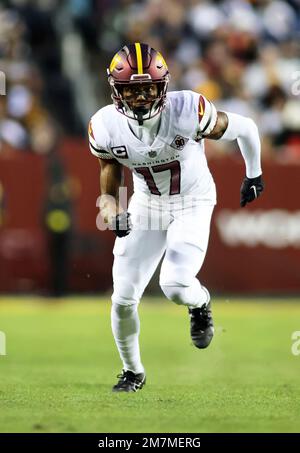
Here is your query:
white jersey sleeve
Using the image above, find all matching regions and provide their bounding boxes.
[185,91,217,140]
[88,111,115,160]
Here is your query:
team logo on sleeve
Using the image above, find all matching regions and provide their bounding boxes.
[88,121,95,140]
[198,95,205,123]
[111,145,128,158]
[170,135,188,150]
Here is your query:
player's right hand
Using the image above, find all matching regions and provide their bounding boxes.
[111,212,132,237]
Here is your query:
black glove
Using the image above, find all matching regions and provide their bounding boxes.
[240,175,264,207]
[111,212,132,237]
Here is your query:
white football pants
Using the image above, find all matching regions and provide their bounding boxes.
[112,201,214,306]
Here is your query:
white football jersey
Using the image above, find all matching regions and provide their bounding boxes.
[88,90,217,205]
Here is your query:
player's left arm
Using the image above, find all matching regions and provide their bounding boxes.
[206,111,264,207]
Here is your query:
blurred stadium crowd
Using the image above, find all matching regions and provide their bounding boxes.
[0,0,300,159]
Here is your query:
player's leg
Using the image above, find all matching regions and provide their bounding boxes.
[111,227,166,391]
[160,204,214,306]
[159,204,214,348]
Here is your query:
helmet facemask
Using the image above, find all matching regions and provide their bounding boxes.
[109,77,169,125]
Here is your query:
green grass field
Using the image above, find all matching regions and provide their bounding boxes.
[0,296,300,433]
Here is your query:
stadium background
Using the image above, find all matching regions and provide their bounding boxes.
[0,0,299,296]
[0,0,300,435]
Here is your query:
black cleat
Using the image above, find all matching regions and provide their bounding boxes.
[188,302,214,349]
[112,370,146,393]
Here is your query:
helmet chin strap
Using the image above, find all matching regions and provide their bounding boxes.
[135,108,147,126]
[133,101,161,125]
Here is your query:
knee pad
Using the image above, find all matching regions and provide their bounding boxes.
[160,261,194,288]
[159,264,193,301]
[112,277,140,306]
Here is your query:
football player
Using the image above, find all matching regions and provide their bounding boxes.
[88,43,264,392]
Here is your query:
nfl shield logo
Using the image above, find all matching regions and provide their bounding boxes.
[148,150,157,158]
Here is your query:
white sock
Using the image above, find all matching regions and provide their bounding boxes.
[111,303,144,374]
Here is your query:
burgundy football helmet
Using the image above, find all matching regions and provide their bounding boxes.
[107,43,169,124]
